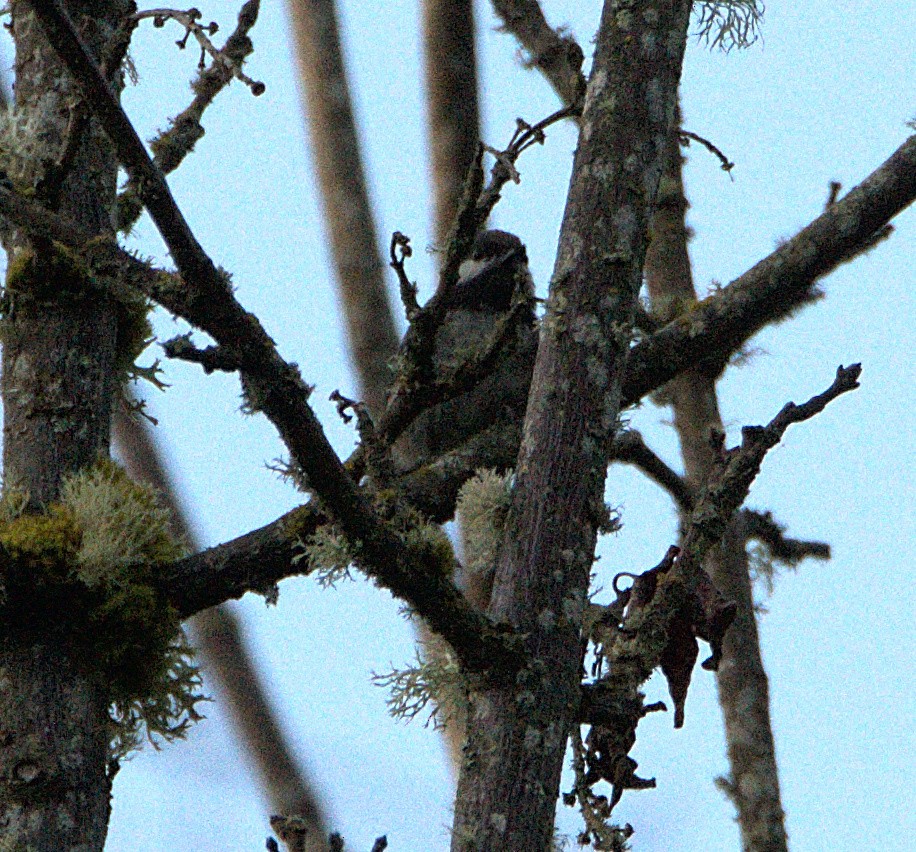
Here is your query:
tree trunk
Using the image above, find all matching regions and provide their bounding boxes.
[451,3,692,848]
[285,0,399,418]
[0,2,127,848]
[643,118,790,851]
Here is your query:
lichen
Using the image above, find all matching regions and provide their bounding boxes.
[0,460,204,758]
[456,468,513,577]
[693,1,764,52]
[296,523,356,588]
[0,93,68,190]
[373,634,468,732]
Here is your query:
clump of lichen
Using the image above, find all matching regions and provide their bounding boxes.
[297,497,457,588]
[456,468,513,577]
[693,1,763,52]
[0,460,205,757]
[397,505,457,580]
[373,634,467,732]
[296,522,356,588]
[61,457,183,581]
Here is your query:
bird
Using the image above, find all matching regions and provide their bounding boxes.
[395,229,538,470]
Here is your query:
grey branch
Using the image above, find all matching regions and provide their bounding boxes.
[623,134,916,405]
[490,0,585,108]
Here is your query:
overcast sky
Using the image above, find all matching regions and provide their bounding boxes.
[8,2,910,850]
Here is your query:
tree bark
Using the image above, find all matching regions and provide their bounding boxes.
[451,3,693,848]
[643,118,790,851]
[0,2,128,848]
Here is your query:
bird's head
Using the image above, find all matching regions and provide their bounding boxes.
[452,229,533,311]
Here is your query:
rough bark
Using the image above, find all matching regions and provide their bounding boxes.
[451,3,693,849]
[0,2,128,848]
[644,119,789,851]
[285,0,399,417]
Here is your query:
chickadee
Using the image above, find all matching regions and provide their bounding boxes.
[397,229,538,468]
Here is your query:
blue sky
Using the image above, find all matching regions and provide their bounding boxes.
[11,1,910,849]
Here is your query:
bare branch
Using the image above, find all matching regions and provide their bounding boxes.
[132,6,264,94]
[644,112,789,847]
[286,0,399,418]
[594,364,861,809]
[423,0,482,245]
[389,231,420,320]
[686,364,861,555]
[610,431,695,514]
[118,0,264,232]
[162,334,242,373]
[623,134,916,406]
[490,0,586,108]
[679,128,735,176]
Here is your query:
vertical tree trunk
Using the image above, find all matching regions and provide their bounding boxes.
[422,0,480,248]
[451,3,692,848]
[285,0,399,418]
[0,2,127,848]
[643,119,790,851]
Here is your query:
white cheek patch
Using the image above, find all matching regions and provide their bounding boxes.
[458,258,490,282]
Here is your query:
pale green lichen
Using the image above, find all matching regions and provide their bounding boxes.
[400,513,457,579]
[693,1,764,52]
[456,468,513,577]
[0,460,204,759]
[296,523,356,588]
[374,634,467,732]
[61,457,184,582]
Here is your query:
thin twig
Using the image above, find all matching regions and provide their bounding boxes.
[118,0,263,231]
[133,7,264,92]
[679,128,735,177]
[389,231,420,320]
[594,365,862,814]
